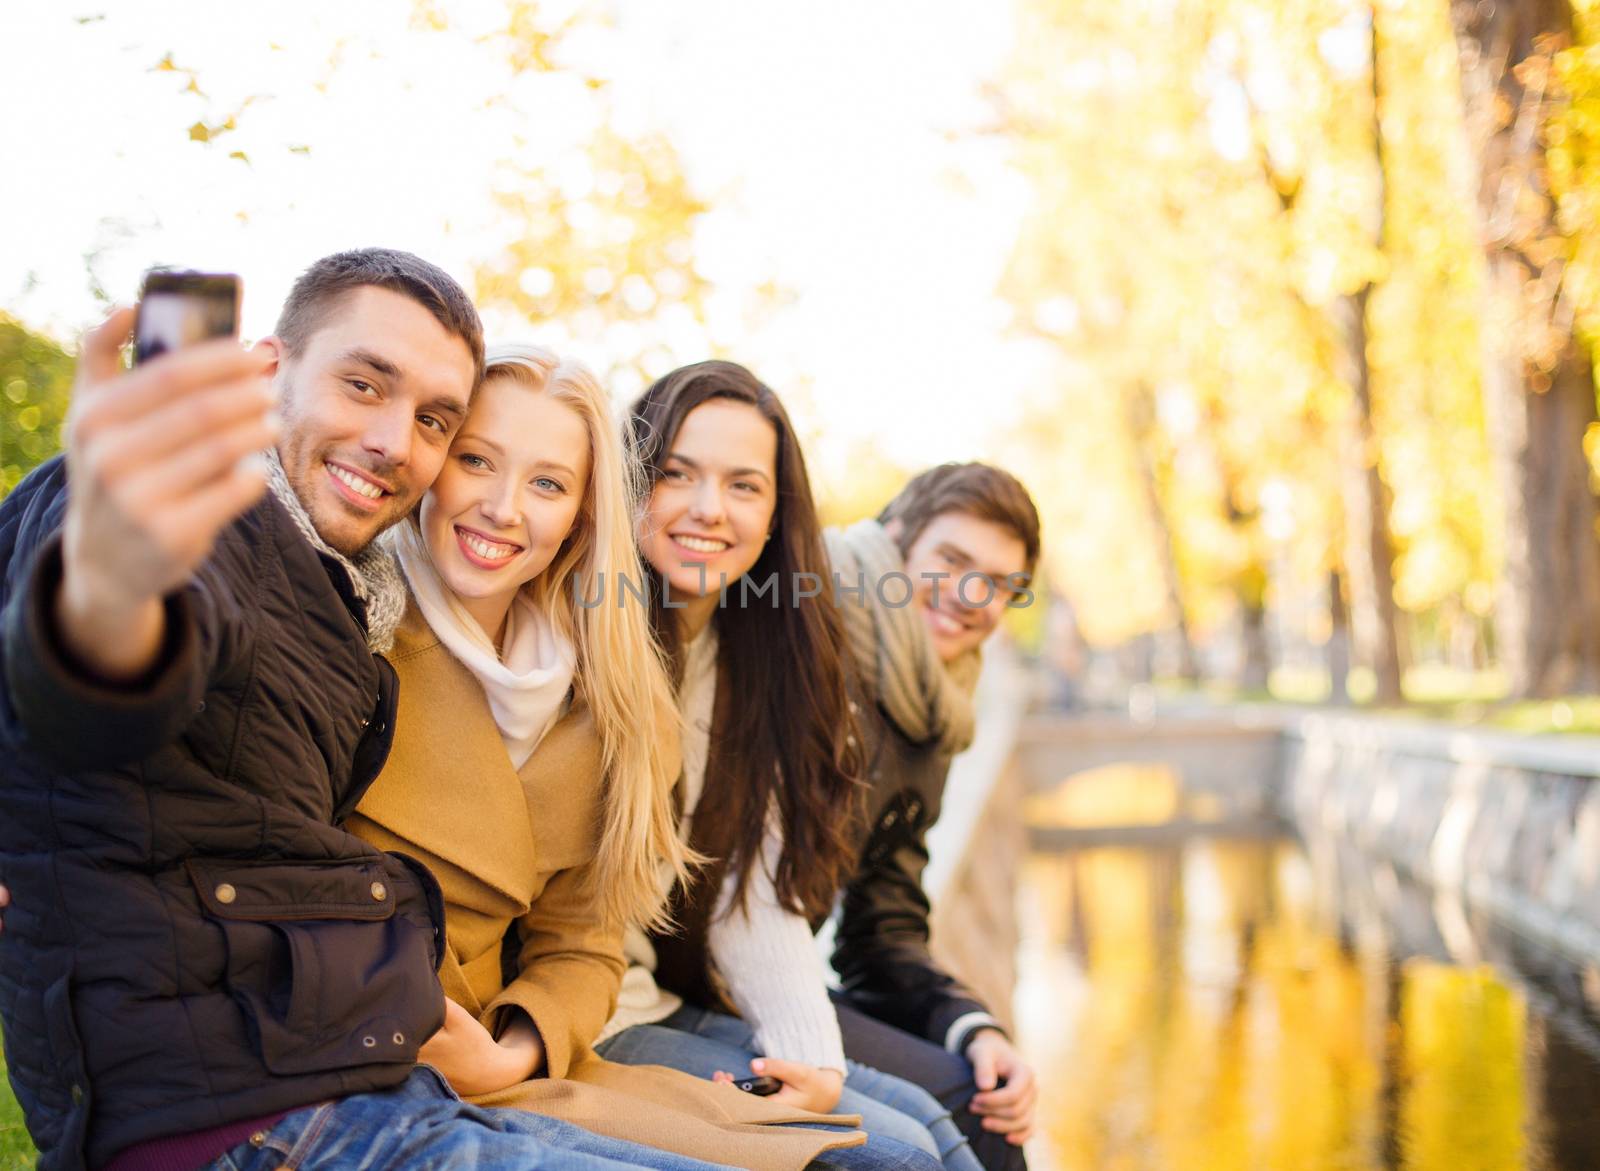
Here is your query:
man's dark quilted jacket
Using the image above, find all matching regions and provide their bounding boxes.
[0,456,445,1170]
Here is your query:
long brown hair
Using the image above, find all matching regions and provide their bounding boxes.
[628,361,865,920]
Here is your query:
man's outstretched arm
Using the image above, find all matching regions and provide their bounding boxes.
[54,308,274,678]
[0,309,275,768]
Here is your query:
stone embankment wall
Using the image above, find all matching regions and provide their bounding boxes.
[1281,713,1600,963]
[920,688,1600,1027]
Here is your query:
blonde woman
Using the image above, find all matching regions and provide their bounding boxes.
[345,344,937,1171]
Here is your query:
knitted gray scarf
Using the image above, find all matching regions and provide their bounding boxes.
[824,519,981,755]
[264,449,407,653]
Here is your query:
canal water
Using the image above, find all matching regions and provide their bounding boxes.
[1014,766,1600,1171]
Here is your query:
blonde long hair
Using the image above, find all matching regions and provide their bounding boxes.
[483,342,693,930]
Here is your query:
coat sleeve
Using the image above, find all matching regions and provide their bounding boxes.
[0,460,234,771]
[829,793,1004,1055]
[483,862,627,1080]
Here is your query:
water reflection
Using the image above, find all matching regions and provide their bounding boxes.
[1016,768,1600,1171]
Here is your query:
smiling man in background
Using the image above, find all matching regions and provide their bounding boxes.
[825,463,1043,1169]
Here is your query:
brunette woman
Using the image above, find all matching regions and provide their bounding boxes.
[593,362,981,1171]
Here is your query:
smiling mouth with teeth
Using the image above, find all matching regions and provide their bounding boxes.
[924,607,972,637]
[326,461,388,502]
[672,534,731,555]
[456,527,523,564]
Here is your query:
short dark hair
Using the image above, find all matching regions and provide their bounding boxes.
[879,462,1042,583]
[273,248,485,387]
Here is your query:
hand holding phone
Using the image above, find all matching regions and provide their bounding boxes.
[55,272,273,681]
[713,1058,843,1113]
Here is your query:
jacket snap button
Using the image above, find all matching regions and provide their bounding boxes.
[370,882,387,901]
[250,1131,268,1147]
[360,717,370,729]
[214,883,237,905]
[362,1035,377,1048]
[70,1083,84,1106]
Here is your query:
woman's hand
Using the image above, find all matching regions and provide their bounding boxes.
[714,1056,844,1114]
[966,1028,1038,1145]
[418,998,544,1097]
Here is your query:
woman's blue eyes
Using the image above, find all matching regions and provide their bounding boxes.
[457,455,562,493]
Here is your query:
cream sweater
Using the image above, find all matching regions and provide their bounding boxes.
[598,626,848,1073]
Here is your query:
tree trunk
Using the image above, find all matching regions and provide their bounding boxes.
[1336,289,1407,704]
[1328,568,1352,704]
[1244,8,1406,704]
[1451,0,1600,696]
[1483,303,1600,694]
[1126,385,1202,682]
[1330,7,1405,705]
[1238,590,1272,693]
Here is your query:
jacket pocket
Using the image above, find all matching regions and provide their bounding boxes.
[41,968,91,1170]
[186,857,443,1077]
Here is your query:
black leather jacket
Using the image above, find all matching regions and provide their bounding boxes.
[827,698,1000,1054]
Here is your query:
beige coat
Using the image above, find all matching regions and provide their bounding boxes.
[348,604,863,1170]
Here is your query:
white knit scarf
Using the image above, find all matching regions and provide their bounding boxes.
[824,519,981,755]
[264,449,407,653]
[391,520,576,769]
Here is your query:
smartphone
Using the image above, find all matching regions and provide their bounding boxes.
[134,270,242,365]
[732,1074,782,1096]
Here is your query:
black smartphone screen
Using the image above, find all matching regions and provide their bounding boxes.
[134,270,241,365]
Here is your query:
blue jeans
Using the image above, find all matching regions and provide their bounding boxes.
[597,1007,979,1171]
[833,1001,1026,1171]
[205,1066,740,1170]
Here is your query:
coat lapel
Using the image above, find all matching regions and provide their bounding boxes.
[358,604,539,907]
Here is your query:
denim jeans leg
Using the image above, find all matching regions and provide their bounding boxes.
[597,1020,944,1168]
[846,1061,984,1171]
[205,1067,743,1171]
[832,1003,1027,1171]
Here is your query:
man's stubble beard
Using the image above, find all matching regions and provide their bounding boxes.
[275,382,414,559]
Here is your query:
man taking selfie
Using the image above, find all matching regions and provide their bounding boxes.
[0,250,723,1171]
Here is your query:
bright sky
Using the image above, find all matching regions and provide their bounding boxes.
[1,0,1042,474]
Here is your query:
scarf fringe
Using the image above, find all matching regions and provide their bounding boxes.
[824,520,979,754]
[263,450,407,653]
